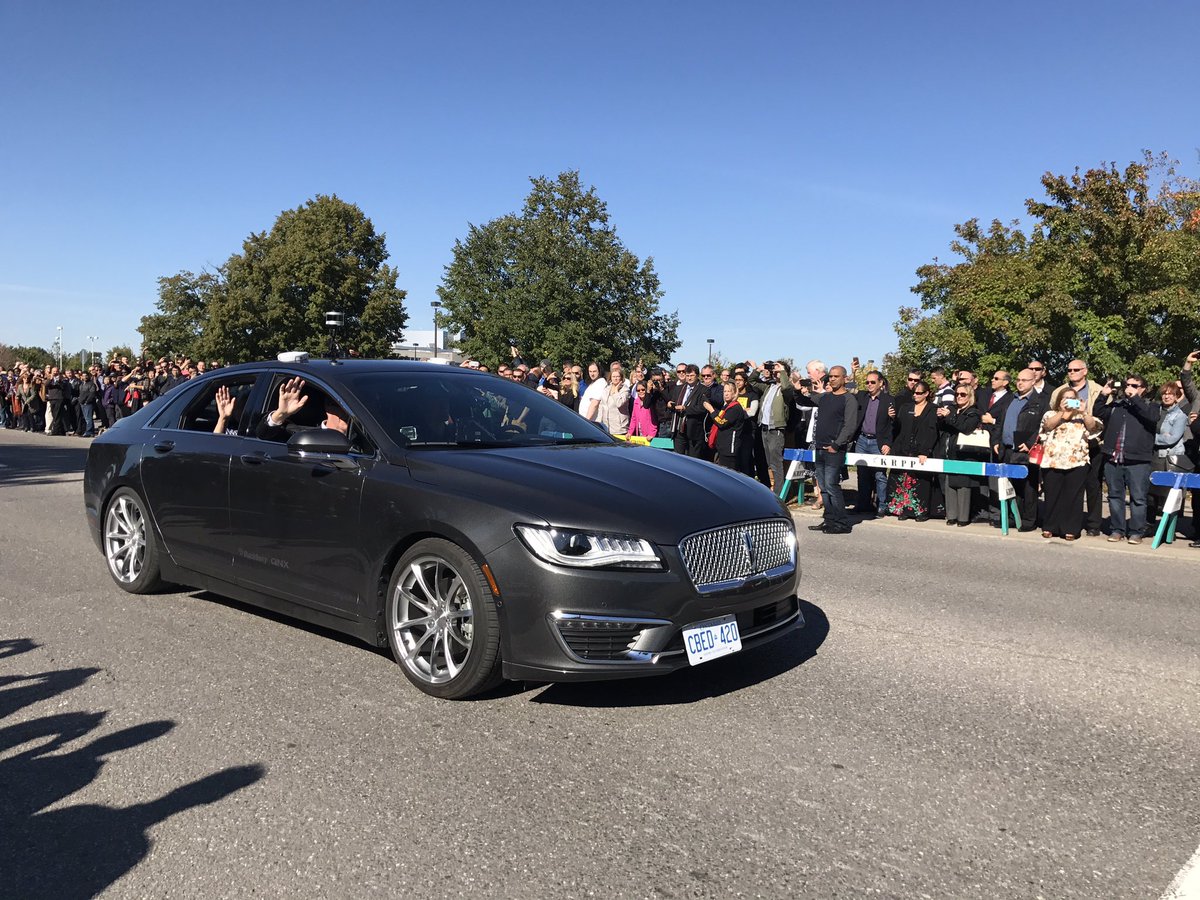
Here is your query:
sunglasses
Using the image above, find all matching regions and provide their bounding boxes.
[913,391,929,397]
[701,374,714,379]
[955,392,970,397]
[1066,367,1085,372]
[865,379,879,385]
[906,376,920,382]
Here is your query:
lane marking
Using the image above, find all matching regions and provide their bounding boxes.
[1162,842,1200,899]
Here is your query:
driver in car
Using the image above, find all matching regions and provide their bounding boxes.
[256,377,350,441]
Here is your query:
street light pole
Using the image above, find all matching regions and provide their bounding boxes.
[56,326,63,370]
[706,338,714,366]
[87,335,98,367]
[431,300,442,360]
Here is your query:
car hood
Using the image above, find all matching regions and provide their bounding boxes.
[403,443,788,544]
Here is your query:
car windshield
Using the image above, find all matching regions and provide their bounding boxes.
[342,371,614,449]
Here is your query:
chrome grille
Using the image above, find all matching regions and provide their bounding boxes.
[678,519,795,591]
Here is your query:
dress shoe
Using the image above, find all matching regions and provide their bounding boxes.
[957,520,970,527]
[807,523,827,532]
[1189,540,1200,548]
[1017,525,1036,533]
[1107,534,1124,543]
[1127,535,1143,545]
[824,524,853,535]
[945,519,958,527]
[914,514,929,522]
[897,510,912,521]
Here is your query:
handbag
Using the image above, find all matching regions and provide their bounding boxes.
[956,428,990,450]
[1027,441,1045,466]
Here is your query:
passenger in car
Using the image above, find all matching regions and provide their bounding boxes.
[255,377,350,441]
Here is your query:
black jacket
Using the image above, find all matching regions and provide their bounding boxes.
[936,405,983,459]
[854,390,892,442]
[1097,395,1158,463]
[886,402,938,457]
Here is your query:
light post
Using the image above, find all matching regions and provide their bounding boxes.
[706,338,714,366]
[56,326,63,370]
[431,300,442,359]
[87,335,98,368]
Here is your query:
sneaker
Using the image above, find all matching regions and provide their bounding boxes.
[1107,534,1124,543]
[1126,535,1142,545]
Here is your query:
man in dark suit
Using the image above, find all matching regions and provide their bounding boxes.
[852,369,892,517]
[976,370,1013,524]
[990,368,1046,530]
[667,365,708,457]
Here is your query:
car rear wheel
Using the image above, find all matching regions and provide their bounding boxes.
[103,488,166,593]
[385,539,503,699]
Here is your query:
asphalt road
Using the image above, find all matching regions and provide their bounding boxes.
[1,430,1197,899]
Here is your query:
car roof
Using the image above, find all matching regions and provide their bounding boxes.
[213,358,476,387]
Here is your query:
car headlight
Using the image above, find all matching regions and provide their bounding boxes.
[514,525,664,570]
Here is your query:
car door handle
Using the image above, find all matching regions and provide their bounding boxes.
[240,452,269,465]
[152,441,175,453]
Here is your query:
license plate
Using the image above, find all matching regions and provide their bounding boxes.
[682,614,742,666]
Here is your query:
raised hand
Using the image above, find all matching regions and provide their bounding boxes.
[276,377,308,420]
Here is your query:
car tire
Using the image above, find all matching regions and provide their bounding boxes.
[385,539,503,699]
[103,487,166,594]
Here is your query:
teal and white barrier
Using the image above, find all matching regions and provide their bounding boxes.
[1149,471,1200,549]
[781,448,1029,535]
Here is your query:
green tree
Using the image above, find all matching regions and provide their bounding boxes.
[0,345,54,369]
[139,271,218,361]
[140,196,408,362]
[438,171,679,369]
[106,345,136,363]
[898,152,1200,387]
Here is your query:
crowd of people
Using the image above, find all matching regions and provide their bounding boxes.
[457,349,1200,547]
[6,347,1198,549]
[0,356,222,436]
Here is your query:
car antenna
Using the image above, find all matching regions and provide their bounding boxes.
[325,311,344,364]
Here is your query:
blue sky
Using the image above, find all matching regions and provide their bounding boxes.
[2,0,1196,369]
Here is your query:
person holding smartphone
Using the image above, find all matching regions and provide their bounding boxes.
[1038,388,1100,540]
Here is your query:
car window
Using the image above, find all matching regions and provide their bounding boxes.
[177,376,259,435]
[257,374,374,454]
[343,372,612,448]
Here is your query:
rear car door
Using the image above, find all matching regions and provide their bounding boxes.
[139,374,261,578]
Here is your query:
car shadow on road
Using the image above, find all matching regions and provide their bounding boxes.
[530,599,830,707]
[0,440,90,486]
[0,636,265,899]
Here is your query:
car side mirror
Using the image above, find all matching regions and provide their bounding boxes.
[287,429,357,468]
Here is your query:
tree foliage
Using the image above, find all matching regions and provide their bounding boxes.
[898,152,1200,386]
[140,196,408,362]
[0,345,54,369]
[438,171,680,368]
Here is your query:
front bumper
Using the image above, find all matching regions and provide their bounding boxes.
[484,537,802,683]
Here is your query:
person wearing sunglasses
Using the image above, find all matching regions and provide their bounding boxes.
[881,379,938,520]
[1096,374,1157,544]
[935,383,983,526]
[853,370,892,517]
[1049,359,1106,535]
[992,368,1048,532]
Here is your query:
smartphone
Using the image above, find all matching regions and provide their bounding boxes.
[1065,398,1081,409]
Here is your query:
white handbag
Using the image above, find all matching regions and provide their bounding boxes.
[957,428,991,449]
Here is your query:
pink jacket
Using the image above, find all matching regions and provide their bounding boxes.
[629,396,656,437]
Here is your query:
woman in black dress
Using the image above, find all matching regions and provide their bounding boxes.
[882,380,938,520]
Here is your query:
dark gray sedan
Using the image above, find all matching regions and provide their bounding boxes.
[84,358,802,698]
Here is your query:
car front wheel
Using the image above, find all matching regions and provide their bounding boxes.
[103,488,166,594]
[385,539,503,699]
